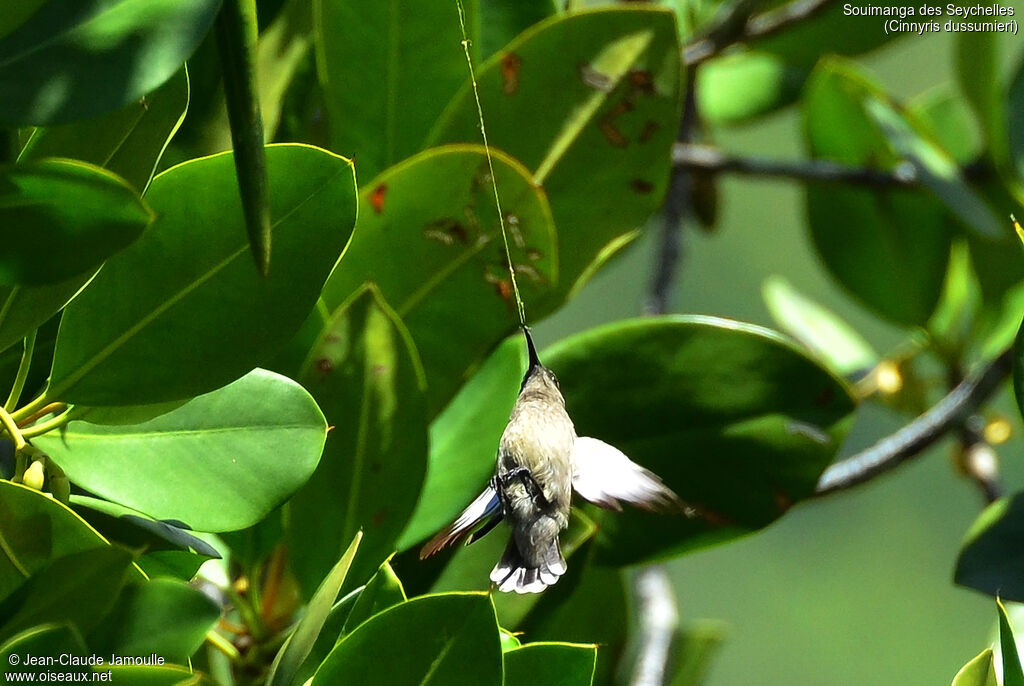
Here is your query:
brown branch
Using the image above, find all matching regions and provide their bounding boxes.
[673,144,917,188]
[816,348,1014,495]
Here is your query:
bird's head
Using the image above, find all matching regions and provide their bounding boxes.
[520,327,563,403]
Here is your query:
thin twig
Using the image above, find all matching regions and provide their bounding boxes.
[646,81,699,315]
[816,348,1014,495]
[673,144,917,188]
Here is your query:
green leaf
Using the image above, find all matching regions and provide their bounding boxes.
[803,58,952,326]
[697,51,805,126]
[313,0,479,181]
[290,587,362,686]
[70,495,221,560]
[0,276,91,355]
[49,143,357,406]
[955,493,1024,601]
[0,159,153,286]
[909,87,984,166]
[289,287,428,597]
[342,558,406,635]
[0,624,88,675]
[0,480,115,601]
[0,546,134,645]
[255,0,313,142]
[545,316,856,565]
[955,33,1008,169]
[18,66,190,192]
[951,649,997,686]
[999,599,1024,686]
[102,665,217,685]
[34,369,328,532]
[518,554,627,686]
[504,642,597,686]
[1010,57,1024,182]
[430,7,681,298]
[864,97,1001,240]
[268,531,361,686]
[478,0,557,60]
[762,275,878,376]
[397,335,523,550]
[669,621,728,686]
[314,592,502,686]
[89,578,221,663]
[320,145,555,415]
[752,0,924,65]
[0,0,220,125]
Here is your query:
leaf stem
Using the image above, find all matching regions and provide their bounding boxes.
[10,390,52,424]
[0,405,26,452]
[5,330,37,412]
[815,347,1014,495]
[21,407,75,439]
[206,630,241,661]
[673,144,918,187]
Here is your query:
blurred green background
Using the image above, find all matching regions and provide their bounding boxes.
[536,21,1024,685]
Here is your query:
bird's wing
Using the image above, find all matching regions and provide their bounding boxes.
[571,436,683,512]
[419,484,502,559]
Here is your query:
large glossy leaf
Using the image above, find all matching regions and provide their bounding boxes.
[952,649,997,686]
[70,495,220,561]
[0,159,152,286]
[102,665,217,685]
[49,143,357,406]
[313,593,503,686]
[0,275,91,356]
[0,624,89,676]
[762,275,878,376]
[0,546,134,645]
[545,316,856,565]
[478,0,557,59]
[518,553,627,686]
[268,532,361,686]
[803,58,952,326]
[89,577,220,663]
[397,335,523,550]
[34,369,328,532]
[1000,599,1024,686]
[955,493,1024,601]
[289,288,428,597]
[320,145,555,414]
[864,97,1001,240]
[0,480,114,601]
[314,0,477,180]
[430,7,681,298]
[0,0,219,125]
[342,558,406,635]
[18,67,190,192]
[504,642,597,686]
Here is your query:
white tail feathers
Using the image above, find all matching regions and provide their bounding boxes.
[490,539,566,594]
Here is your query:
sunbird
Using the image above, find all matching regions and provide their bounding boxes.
[421,328,682,593]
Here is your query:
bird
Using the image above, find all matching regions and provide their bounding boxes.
[420,327,684,594]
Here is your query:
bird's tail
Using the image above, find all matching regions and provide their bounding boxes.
[489,537,566,594]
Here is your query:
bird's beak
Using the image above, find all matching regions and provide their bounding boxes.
[524,326,542,372]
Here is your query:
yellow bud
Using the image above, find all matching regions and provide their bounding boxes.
[984,417,1012,445]
[22,460,45,491]
[875,361,903,395]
